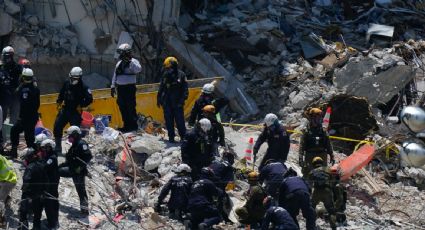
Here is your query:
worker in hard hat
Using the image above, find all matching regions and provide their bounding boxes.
[18,148,48,230]
[157,57,188,143]
[54,67,93,153]
[181,118,215,179]
[34,133,48,153]
[253,113,290,170]
[6,68,40,159]
[155,163,193,220]
[299,107,334,177]
[189,83,215,126]
[262,196,299,230]
[278,168,317,230]
[235,171,267,228]
[110,43,142,133]
[40,139,60,229]
[202,105,225,156]
[309,157,337,230]
[0,155,17,228]
[58,126,93,216]
[0,46,22,124]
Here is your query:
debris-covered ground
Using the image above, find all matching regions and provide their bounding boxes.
[4,125,425,229]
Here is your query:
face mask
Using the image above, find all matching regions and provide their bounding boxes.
[68,136,75,144]
[2,54,13,64]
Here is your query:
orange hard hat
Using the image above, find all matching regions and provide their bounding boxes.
[202,105,216,113]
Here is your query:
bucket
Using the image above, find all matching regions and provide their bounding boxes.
[81,111,94,129]
[94,116,109,134]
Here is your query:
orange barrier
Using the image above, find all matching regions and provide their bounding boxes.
[332,144,375,181]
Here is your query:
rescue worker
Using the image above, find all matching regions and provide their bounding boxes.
[19,148,48,230]
[0,155,17,227]
[278,168,316,230]
[331,167,347,225]
[309,157,337,230]
[181,118,215,179]
[157,57,188,143]
[155,163,193,220]
[110,43,142,132]
[34,133,48,153]
[299,108,334,177]
[253,113,290,170]
[0,46,22,124]
[188,83,215,126]
[235,171,267,228]
[209,151,235,191]
[54,67,93,153]
[40,139,59,229]
[261,196,299,230]
[8,68,40,159]
[187,167,223,230]
[58,126,92,216]
[202,105,225,156]
[259,159,287,198]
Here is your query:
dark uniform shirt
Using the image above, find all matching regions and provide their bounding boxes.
[17,83,40,120]
[158,175,192,210]
[157,69,188,107]
[254,124,290,162]
[262,206,299,230]
[22,159,48,198]
[0,61,21,91]
[188,178,223,208]
[209,159,234,189]
[57,81,93,110]
[65,139,92,175]
[189,94,215,124]
[181,128,215,167]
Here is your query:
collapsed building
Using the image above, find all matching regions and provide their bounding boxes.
[1,0,425,229]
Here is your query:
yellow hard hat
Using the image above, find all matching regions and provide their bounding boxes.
[163,56,178,68]
[309,108,323,115]
[202,105,216,113]
[248,171,259,182]
[312,156,324,165]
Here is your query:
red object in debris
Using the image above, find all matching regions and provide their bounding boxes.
[245,137,254,161]
[322,107,332,131]
[113,214,124,223]
[332,144,375,181]
[81,111,94,128]
[18,58,31,67]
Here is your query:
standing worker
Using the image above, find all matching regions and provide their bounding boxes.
[299,108,334,177]
[0,155,17,228]
[40,139,60,229]
[309,157,337,230]
[8,68,40,159]
[54,67,93,153]
[58,126,92,216]
[0,46,22,124]
[19,148,48,230]
[253,113,290,170]
[202,105,225,155]
[157,57,188,143]
[188,83,215,126]
[110,43,142,132]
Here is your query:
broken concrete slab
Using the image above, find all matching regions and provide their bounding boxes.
[130,135,166,155]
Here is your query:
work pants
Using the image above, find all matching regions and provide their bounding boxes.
[163,104,186,141]
[190,204,221,228]
[280,190,316,230]
[53,108,81,139]
[116,84,138,130]
[11,118,37,149]
[18,195,43,230]
[58,166,88,214]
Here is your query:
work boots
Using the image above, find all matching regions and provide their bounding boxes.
[5,147,17,159]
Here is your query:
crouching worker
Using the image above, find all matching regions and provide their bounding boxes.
[235,171,267,229]
[155,163,193,221]
[0,155,17,228]
[262,196,299,230]
[58,126,92,216]
[187,167,223,229]
[19,148,48,230]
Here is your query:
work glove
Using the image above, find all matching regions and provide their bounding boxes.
[111,87,116,98]
[74,166,82,174]
[225,181,235,191]
[56,103,63,111]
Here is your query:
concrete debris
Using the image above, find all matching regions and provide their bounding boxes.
[130,134,166,155]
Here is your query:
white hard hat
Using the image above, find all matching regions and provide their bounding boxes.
[69,67,83,77]
[117,43,131,52]
[2,46,14,55]
[175,163,192,173]
[202,83,215,94]
[35,133,48,145]
[67,126,82,135]
[264,113,278,127]
[41,139,56,149]
[22,68,34,77]
[199,118,212,132]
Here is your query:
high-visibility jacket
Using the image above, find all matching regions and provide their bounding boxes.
[0,155,17,184]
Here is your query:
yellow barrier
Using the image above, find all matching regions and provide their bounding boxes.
[39,88,202,131]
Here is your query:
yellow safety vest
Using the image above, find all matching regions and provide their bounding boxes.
[0,155,17,184]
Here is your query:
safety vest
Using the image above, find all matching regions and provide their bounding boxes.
[0,155,17,184]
